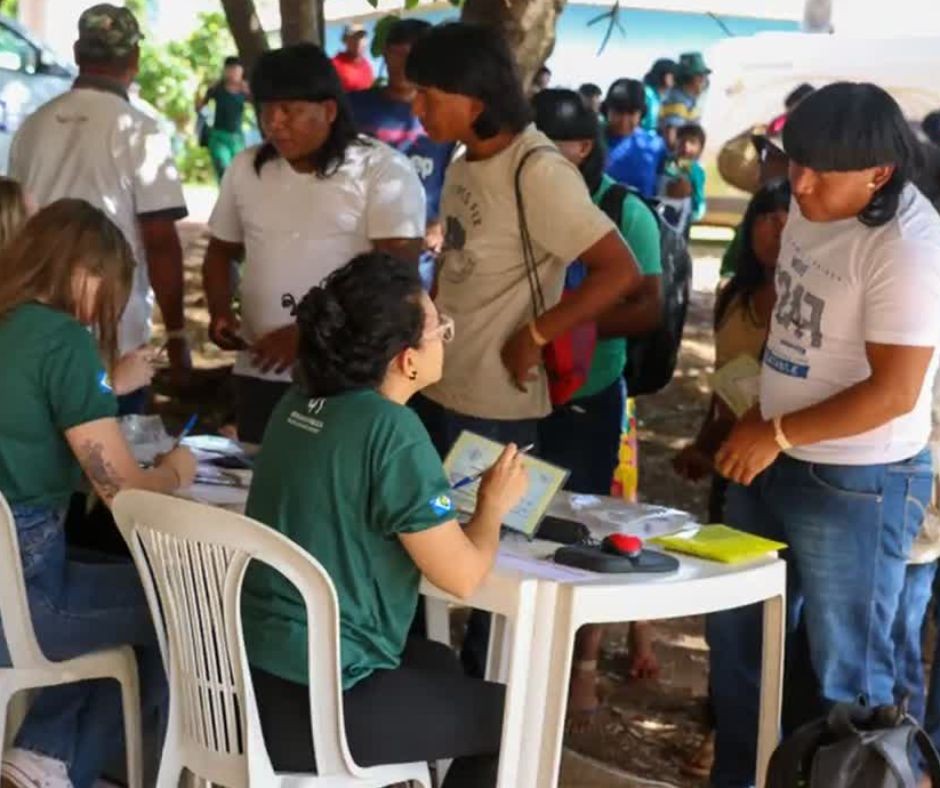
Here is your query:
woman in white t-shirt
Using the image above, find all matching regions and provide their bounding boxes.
[203,43,426,443]
[706,83,940,788]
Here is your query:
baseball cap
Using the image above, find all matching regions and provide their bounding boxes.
[342,23,367,39]
[76,3,143,61]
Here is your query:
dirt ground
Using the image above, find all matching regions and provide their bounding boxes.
[155,224,725,787]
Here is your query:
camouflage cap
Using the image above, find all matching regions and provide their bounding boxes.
[76,4,143,61]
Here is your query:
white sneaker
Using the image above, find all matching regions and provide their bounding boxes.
[0,749,72,788]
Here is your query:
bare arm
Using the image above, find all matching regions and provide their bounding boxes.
[595,274,663,339]
[781,342,934,446]
[717,343,935,486]
[398,444,528,600]
[534,230,642,342]
[65,418,196,507]
[139,215,185,334]
[203,236,244,321]
[373,237,423,267]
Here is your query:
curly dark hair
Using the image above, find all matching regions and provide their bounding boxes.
[295,253,425,397]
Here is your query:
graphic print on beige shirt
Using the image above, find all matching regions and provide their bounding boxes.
[424,126,615,421]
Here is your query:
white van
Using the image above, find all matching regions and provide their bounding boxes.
[0,14,73,173]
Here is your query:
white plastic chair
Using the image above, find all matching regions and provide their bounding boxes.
[0,492,142,787]
[112,489,432,788]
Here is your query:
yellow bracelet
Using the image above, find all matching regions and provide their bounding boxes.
[528,320,548,347]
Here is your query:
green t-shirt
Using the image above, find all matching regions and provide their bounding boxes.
[208,84,246,134]
[0,303,117,508]
[242,387,455,690]
[575,175,663,399]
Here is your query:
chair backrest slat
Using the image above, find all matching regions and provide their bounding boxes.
[113,490,355,781]
[0,492,52,666]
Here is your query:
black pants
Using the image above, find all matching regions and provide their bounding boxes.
[251,639,504,787]
[233,374,290,444]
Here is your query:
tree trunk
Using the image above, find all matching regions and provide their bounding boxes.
[461,0,567,91]
[280,0,325,47]
[220,0,270,72]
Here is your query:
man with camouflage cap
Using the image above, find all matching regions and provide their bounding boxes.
[9,2,189,414]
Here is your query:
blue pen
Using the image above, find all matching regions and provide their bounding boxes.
[452,443,534,490]
[173,413,199,449]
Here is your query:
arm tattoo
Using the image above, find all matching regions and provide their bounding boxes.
[78,440,124,503]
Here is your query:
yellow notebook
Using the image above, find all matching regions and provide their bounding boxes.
[651,525,786,564]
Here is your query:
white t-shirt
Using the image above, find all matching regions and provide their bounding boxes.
[425,126,616,420]
[761,185,940,465]
[209,137,425,382]
[9,81,187,354]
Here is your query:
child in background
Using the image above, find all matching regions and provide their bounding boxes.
[664,123,707,225]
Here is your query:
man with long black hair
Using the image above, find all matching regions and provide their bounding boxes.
[203,43,426,443]
[709,82,940,787]
[405,22,642,676]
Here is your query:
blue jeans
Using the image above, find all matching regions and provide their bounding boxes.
[409,394,540,677]
[0,506,167,788]
[707,450,933,788]
[924,565,940,749]
[893,561,936,724]
[538,379,626,495]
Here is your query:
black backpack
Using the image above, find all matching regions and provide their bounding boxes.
[767,703,940,788]
[597,184,693,396]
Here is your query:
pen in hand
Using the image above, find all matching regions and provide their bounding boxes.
[452,443,534,490]
[173,413,199,450]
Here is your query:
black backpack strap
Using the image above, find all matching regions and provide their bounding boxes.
[598,182,629,228]
[514,145,559,318]
[765,717,830,788]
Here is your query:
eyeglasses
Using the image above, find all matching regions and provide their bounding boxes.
[424,313,455,344]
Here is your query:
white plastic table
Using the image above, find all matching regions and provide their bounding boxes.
[184,476,785,788]
[422,524,786,788]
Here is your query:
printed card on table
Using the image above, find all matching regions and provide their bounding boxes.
[443,431,569,538]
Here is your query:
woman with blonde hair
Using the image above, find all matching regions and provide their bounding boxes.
[0,199,196,788]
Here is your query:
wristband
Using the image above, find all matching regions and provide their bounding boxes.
[528,320,548,348]
[165,328,187,341]
[772,416,792,451]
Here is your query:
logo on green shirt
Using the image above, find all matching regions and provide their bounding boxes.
[429,493,454,517]
[98,371,113,393]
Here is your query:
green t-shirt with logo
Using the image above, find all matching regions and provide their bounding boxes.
[242,387,456,690]
[0,303,117,508]
[575,175,663,399]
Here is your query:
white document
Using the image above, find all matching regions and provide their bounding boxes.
[443,431,569,537]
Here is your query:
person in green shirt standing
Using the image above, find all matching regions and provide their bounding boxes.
[196,56,249,181]
[0,199,196,788]
[533,88,664,728]
[242,251,528,785]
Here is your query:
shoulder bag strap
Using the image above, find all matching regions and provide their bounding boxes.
[514,145,558,319]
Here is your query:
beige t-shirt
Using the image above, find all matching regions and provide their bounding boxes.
[425,127,615,420]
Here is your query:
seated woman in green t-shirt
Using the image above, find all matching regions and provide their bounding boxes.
[0,200,197,788]
[242,252,528,786]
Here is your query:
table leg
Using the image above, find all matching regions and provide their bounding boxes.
[756,592,785,788]
[486,614,508,682]
[533,586,577,788]
[425,597,451,647]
